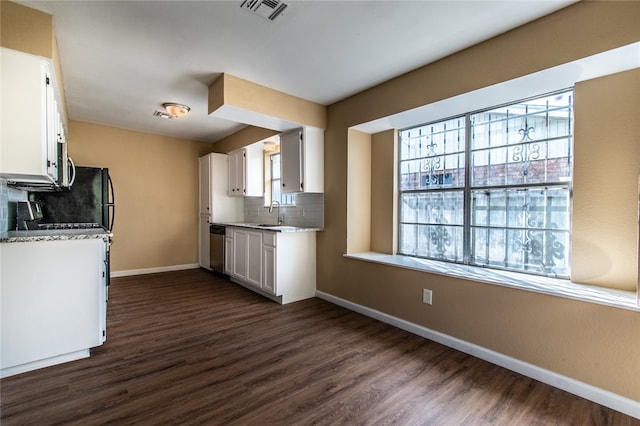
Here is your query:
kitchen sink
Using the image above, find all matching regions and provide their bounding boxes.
[253,224,302,231]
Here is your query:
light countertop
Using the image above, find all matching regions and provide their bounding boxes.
[214,223,322,233]
[1,228,112,243]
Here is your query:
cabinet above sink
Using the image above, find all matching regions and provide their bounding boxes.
[280,127,324,194]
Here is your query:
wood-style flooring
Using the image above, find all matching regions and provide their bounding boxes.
[1,269,637,425]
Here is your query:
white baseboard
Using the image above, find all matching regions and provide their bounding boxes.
[111,263,200,278]
[315,290,640,420]
[1,349,90,379]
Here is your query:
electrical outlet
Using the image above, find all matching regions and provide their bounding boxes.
[422,289,432,305]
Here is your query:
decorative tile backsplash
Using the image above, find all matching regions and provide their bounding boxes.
[0,179,28,233]
[244,193,324,228]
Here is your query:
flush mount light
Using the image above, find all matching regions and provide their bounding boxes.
[263,141,277,152]
[162,102,191,118]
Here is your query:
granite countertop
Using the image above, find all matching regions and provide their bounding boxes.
[215,223,323,232]
[0,228,113,243]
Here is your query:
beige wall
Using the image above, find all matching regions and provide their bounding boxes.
[346,129,371,253]
[320,1,640,402]
[1,0,52,58]
[370,130,397,254]
[212,125,278,155]
[2,1,69,128]
[209,73,327,129]
[68,121,210,272]
[572,69,640,288]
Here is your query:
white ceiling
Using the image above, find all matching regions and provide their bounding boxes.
[17,0,577,143]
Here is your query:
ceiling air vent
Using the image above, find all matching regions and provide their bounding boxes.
[241,0,288,21]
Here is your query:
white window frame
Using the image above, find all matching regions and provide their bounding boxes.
[398,89,574,278]
[266,152,295,206]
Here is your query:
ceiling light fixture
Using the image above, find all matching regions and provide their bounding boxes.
[162,102,191,118]
[263,141,277,152]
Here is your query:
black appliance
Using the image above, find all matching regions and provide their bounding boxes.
[34,167,115,231]
[15,201,44,230]
[209,224,226,275]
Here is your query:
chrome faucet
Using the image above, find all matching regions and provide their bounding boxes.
[269,200,283,225]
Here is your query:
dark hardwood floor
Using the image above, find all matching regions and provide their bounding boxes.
[1,269,637,425]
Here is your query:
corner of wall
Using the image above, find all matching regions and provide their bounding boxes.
[346,128,372,253]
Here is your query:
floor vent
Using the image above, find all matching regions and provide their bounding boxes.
[241,0,288,21]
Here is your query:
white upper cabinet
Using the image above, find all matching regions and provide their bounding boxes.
[200,153,243,221]
[199,155,212,216]
[228,143,263,197]
[280,126,324,193]
[0,48,67,187]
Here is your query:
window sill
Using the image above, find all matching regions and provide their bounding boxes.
[344,252,639,312]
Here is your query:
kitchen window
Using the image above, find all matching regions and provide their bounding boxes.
[269,153,295,206]
[399,89,573,278]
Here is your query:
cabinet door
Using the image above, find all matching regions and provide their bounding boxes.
[232,229,248,279]
[245,231,263,287]
[228,150,243,196]
[262,245,276,295]
[45,77,58,182]
[198,215,211,269]
[280,129,303,193]
[0,49,51,181]
[224,236,234,275]
[210,153,243,222]
[199,155,211,215]
[243,144,264,197]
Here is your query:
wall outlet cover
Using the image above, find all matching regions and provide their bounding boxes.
[422,289,432,305]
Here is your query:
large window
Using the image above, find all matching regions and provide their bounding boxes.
[399,90,573,278]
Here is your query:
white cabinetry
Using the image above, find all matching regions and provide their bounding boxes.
[280,126,324,193]
[224,234,234,274]
[225,227,316,304]
[199,153,242,269]
[199,215,211,269]
[262,236,276,295]
[227,149,244,197]
[228,227,263,287]
[0,238,108,377]
[0,48,68,187]
[228,143,263,197]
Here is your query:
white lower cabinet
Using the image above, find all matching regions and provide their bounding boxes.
[262,244,276,295]
[225,227,316,304]
[0,238,108,378]
[224,235,234,276]
[246,231,263,287]
[228,227,262,287]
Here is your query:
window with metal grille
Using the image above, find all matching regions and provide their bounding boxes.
[398,90,573,278]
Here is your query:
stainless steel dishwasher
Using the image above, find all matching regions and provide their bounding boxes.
[209,224,226,274]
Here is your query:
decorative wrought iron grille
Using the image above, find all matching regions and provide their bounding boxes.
[399,90,573,278]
